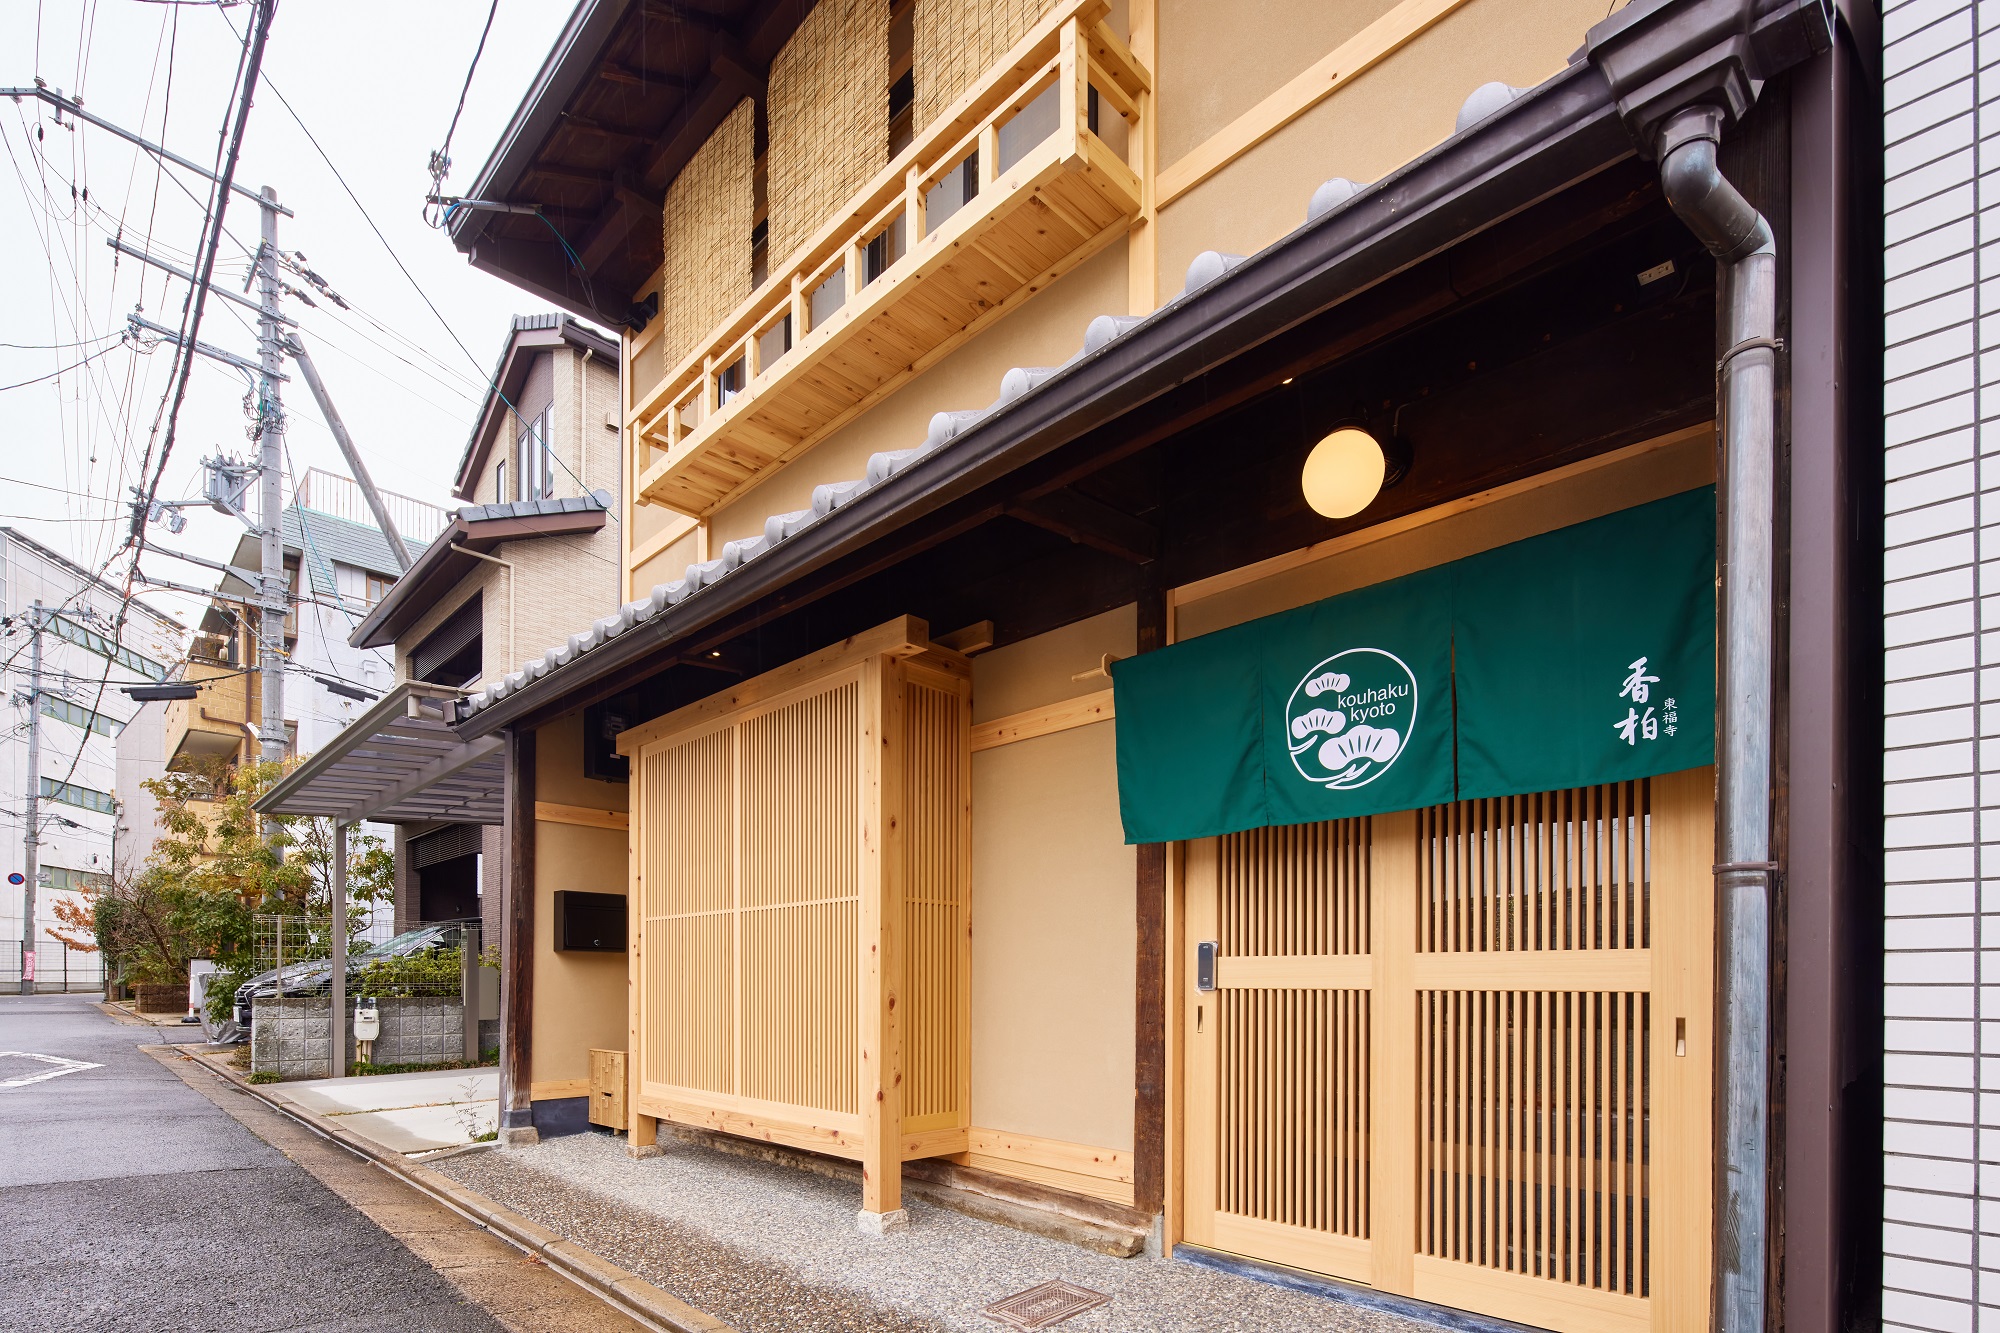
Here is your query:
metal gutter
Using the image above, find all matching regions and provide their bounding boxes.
[1660,94,1781,1333]
[456,56,1633,739]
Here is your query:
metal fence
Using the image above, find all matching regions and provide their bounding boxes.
[0,939,107,993]
[246,914,476,1079]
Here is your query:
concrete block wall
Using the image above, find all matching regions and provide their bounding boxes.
[249,995,466,1079]
[1882,0,1990,1326]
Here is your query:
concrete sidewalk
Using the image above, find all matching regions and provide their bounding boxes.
[278,1066,498,1154]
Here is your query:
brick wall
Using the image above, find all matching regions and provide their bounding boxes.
[1882,0,1988,1327]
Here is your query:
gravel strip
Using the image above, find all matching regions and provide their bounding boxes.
[436,1131,1435,1333]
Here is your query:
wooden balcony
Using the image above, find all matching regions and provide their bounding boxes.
[165,660,255,765]
[628,0,1147,517]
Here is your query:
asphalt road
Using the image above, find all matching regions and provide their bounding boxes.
[0,993,508,1332]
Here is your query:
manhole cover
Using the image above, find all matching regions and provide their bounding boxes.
[982,1279,1110,1330]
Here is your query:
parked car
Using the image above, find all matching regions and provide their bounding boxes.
[227,919,480,1034]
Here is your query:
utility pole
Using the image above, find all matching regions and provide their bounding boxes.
[254,187,288,767]
[18,604,44,995]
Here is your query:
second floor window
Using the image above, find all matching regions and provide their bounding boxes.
[518,408,553,501]
[41,777,116,816]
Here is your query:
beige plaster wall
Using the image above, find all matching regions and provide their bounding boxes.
[971,722,1135,1150]
[1153,0,1609,298]
[706,239,1132,547]
[1154,0,1402,167]
[537,709,631,814]
[529,710,630,1091]
[972,603,1136,722]
[968,604,1139,1151]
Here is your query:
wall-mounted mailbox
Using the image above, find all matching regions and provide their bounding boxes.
[554,890,628,952]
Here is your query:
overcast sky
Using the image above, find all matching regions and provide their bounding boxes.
[0,0,578,631]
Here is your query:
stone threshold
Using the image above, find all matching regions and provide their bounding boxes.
[652,1121,1156,1258]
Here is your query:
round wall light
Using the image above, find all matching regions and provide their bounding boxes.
[1301,425,1406,519]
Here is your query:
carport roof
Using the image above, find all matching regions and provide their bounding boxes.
[255,682,505,826]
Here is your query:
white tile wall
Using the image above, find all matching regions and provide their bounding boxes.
[1885,0,1991,1327]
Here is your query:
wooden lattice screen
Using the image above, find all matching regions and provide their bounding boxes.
[1184,768,1714,1333]
[914,0,1058,130]
[768,0,890,264]
[622,617,970,1216]
[660,98,754,378]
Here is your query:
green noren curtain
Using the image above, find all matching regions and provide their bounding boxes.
[1112,487,1716,844]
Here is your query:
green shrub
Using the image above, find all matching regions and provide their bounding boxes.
[247,1070,279,1085]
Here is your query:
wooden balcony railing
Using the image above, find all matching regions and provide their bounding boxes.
[627,0,1147,517]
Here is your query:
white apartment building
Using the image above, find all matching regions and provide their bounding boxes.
[0,528,185,990]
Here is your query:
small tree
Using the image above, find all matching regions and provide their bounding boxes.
[118,757,395,1016]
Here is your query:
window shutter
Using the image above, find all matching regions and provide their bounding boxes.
[660,99,756,377]
[767,0,890,265]
[913,0,1056,132]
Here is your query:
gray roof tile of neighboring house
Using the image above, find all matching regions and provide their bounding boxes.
[453,81,1557,719]
[287,506,430,599]
[455,491,611,524]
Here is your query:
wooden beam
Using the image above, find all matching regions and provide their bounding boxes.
[561,113,653,144]
[501,726,537,1140]
[1132,576,1166,1216]
[969,689,1114,751]
[1008,489,1157,564]
[642,0,730,36]
[640,45,764,191]
[534,801,629,830]
[598,62,696,92]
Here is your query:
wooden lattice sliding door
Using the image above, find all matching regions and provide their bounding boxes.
[622,619,971,1212]
[1183,768,1714,1332]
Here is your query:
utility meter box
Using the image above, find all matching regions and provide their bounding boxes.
[353,997,381,1043]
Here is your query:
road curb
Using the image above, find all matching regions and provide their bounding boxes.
[168,1047,737,1333]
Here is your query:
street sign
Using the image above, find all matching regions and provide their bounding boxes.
[5,873,22,886]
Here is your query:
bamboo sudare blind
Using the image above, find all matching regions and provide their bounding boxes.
[1184,769,1714,1333]
[660,98,754,378]
[913,0,1058,130]
[767,0,889,264]
[623,619,971,1210]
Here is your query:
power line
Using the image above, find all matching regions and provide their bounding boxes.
[0,341,123,392]
[129,0,275,546]
[427,0,501,201]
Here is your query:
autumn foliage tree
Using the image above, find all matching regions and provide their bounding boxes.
[94,757,392,1004]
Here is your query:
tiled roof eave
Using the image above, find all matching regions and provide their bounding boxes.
[453,59,1637,738]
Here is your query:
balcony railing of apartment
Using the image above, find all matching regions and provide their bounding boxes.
[164,662,256,764]
[627,0,1148,517]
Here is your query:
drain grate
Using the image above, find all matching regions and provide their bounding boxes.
[981,1279,1111,1330]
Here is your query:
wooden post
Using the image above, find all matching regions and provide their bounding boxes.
[500,725,538,1145]
[1133,579,1168,1221]
[1369,809,1417,1295]
[627,738,660,1157]
[790,271,808,342]
[904,164,926,245]
[1057,18,1084,161]
[977,124,999,192]
[857,653,907,1232]
[1651,767,1716,1328]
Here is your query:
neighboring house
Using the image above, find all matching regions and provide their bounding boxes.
[168,471,443,778]
[0,527,185,985]
[1878,2,2000,1330]
[262,1,1879,1330]
[340,314,622,954]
